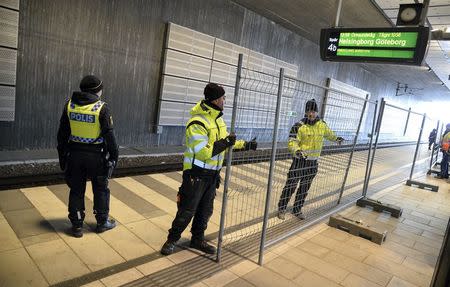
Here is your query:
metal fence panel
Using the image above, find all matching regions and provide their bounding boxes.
[218,66,281,250]
[216,54,434,264]
[217,56,371,262]
[364,101,430,196]
[261,76,368,248]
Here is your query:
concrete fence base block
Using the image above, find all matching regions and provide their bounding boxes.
[356,197,403,218]
[406,179,439,192]
[329,214,387,245]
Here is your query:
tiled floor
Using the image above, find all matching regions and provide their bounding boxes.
[109,174,448,287]
[0,146,445,287]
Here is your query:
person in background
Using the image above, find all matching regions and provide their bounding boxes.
[428,128,437,150]
[160,83,257,255]
[277,99,343,220]
[57,75,118,238]
[437,124,450,179]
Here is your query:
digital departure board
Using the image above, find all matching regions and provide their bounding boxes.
[320,27,429,65]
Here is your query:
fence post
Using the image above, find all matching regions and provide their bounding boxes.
[429,120,440,171]
[320,78,330,119]
[409,113,427,181]
[362,100,378,197]
[364,98,385,196]
[337,94,369,204]
[258,68,284,266]
[216,53,243,263]
[403,107,411,136]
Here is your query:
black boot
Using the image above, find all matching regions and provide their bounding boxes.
[293,211,305,220]
[71,226,83,238]
[190,239,216,254]
[161,240,176,255]
[96,218,116,233]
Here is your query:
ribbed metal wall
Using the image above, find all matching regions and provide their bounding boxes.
[0,0,414,150]
[0,0,19,122]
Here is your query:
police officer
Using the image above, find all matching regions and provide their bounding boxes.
[160,83,257,255]
[57,75,118,238]
[278,99,343,220]
[437,124,450,179]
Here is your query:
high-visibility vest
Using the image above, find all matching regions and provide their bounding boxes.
[442,132,450,152]
[67,100,105,144]
[288,120,337,160]
[183,101,245,171]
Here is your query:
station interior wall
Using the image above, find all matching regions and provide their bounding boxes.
[0,0,442,150]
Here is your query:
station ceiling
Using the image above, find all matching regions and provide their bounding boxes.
[232,0,450,99]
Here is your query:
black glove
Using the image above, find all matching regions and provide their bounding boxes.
[215,175,221,189]
[336,137,344,144]
[295,150,307,159]
[244,137,258,151]
[59,156,66,171]
[226,133,236,146]
[106,160,116,179]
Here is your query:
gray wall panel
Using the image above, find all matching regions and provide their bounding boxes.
[0,7,19,48]
[0,0,438,150]
[0,0,19,10]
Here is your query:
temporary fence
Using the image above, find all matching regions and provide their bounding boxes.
[361,99,431,196]
[213,54,438,265]
[217,54,282,261]
[259,72,370,261]
[216,54,384,264]
[428,120,443,176]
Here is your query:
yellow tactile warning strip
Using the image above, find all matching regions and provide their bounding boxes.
[0,146,440,287]
[71,176,444,287]
[119,175,448,287]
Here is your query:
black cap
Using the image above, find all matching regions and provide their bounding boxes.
[80,75,103,93]
[305,99,318,113]
[204,83,225,101]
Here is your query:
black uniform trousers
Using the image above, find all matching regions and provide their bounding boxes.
[167,169,217,242]
[278,157,318,214]
[65,150,110,227]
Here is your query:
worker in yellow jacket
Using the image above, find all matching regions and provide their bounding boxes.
[278,99,343,220]
[161,83,257,255]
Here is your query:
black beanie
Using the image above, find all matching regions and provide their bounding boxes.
[204,83,225,101]
[305,99,318,113]
[80,75,103,93]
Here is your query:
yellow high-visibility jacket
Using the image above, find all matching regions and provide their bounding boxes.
[183,101,245,171]
[442,131,450,153]
[67,100,105,144]
[288,119,337,159]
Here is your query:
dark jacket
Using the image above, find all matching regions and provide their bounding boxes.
[57,91,118,165]
[428,129,437,144]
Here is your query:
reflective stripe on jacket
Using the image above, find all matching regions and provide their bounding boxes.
[67,100,105,144]
[442,132,450,153]
[183,101,245,171]
[288,119,337,159]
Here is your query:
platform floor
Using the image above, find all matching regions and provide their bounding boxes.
[96,175,449,287]
[0,146,446,287]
